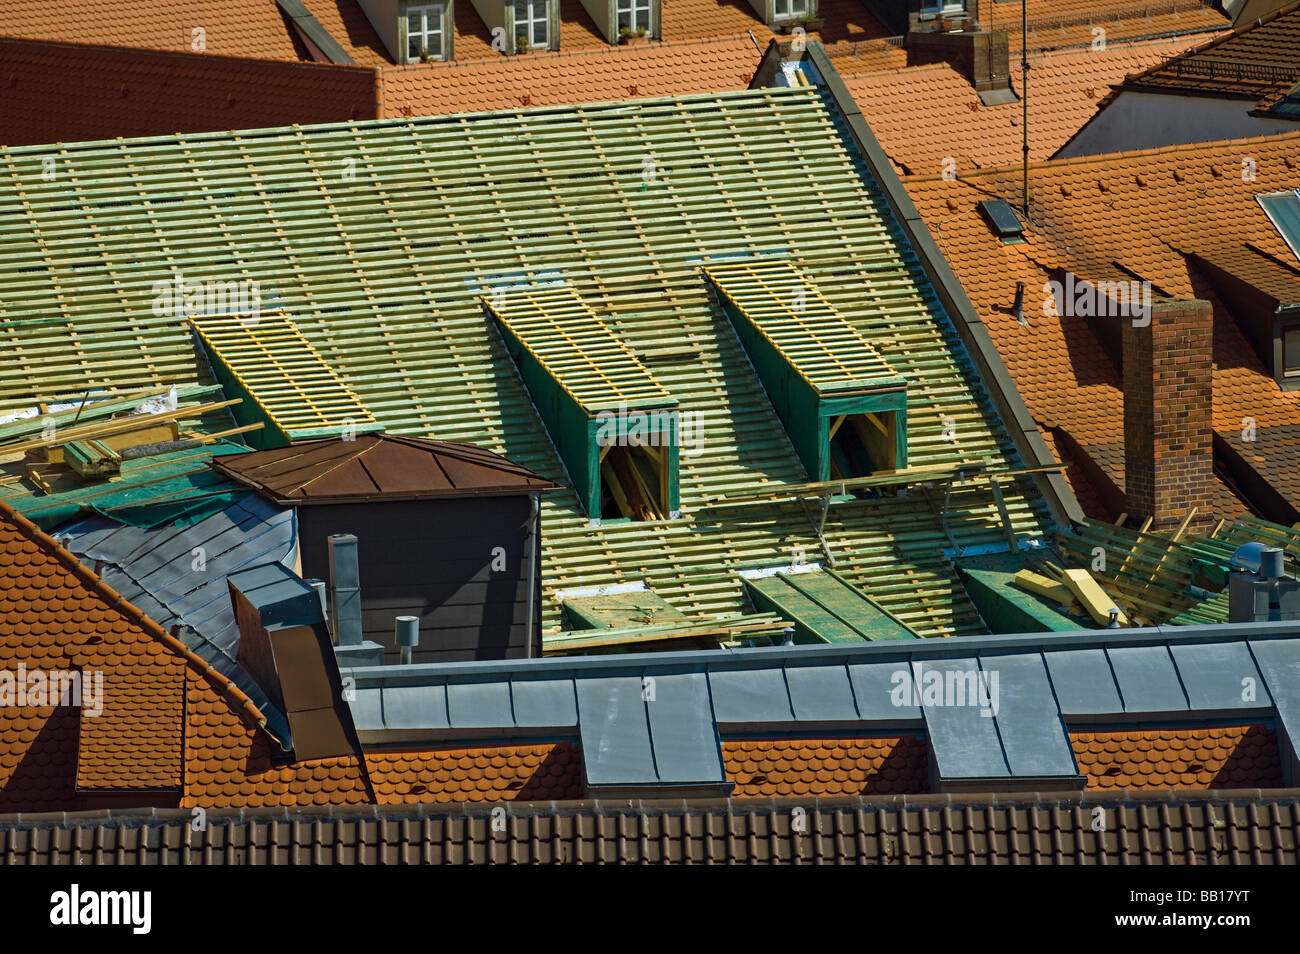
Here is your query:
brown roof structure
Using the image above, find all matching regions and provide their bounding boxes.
[211,434,559,504]
[4,789,1297,863]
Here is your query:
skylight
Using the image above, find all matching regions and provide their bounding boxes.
[977,199,1025,244]
[1258,190,1300,264]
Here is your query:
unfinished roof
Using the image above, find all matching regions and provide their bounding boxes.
[212,433,557,503]
[906,132,1300,521]
[841,37,1209,176]
[0,84,1057,638]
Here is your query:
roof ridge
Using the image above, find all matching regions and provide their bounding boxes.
[0,497,279,745]
[909,128,1300,182]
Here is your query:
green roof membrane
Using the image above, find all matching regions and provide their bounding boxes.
[0,86,1052,637]
[743,568,919,643]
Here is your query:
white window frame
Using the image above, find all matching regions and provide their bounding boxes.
[617,0,651,33]
[920,0,966,15]
[514,0,550,48]
[406,3,446,62]
[773,0,808,19]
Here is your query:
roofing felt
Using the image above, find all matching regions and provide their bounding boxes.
[1121,0,1300,99]
[341,620,1300,791]
[483,284,675,412]
[703,259,906,394]
[4,789,1299,863]
[211,433,558,502]
[905,132,1300,519]
[0,37,379,149]
[841,37,1209,177]
[0,84,1055,638]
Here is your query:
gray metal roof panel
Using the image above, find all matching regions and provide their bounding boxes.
[1043,647,1124,715]
[784,663,859,721]
[575,677,659,786]
[350,687,386,731]
[849,659,921,720]
[644,672,725,784]
[709,667,794,725]
[510,677,579,728]
[1107,644,1188,713]
[1170,640,1271,711]
[382,683,448,730]
[982,651,1077,777]
[1247,637,1300,729]
[919,657,1010,780]
[446,679,515,729]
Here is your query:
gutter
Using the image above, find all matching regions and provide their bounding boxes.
[800,40,1084,525]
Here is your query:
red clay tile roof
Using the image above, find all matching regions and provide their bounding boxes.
[1123,0,1300,100]
[905,132,1300,519]
[844,37,1210,176]
[0,38,378,148]
[722,736,929,798]
[0,0,305,62]
[1071,725,1284,789]
[979,0,1230,52]
[379,34,762,114]
[300,0,392,66]
[365,743,586,803]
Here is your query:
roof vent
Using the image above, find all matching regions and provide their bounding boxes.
[976,199,1025,244]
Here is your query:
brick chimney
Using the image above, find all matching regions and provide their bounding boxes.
[1122,298,1216,531]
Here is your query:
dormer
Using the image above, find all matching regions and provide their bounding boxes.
[577,0,660,42]
[357,0,456,62]
[704,260,908,482]
[741,0,819,31]
[484,285,681,522]
[464,0,560,51]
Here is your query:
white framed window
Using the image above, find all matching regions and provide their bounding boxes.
[920,0,966,14]
[406,4,446,61]
[514,0,549,47]
[773,0,808,18]
[617,0,651,32]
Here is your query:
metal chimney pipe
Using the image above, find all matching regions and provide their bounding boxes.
[328,534,362,646]
[1012,281,1026,326]
[1260,547,1285,580]
[395,615,419,665]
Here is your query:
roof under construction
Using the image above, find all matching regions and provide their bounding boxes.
[0,80,1063,638]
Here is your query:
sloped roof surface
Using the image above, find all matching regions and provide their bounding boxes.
[1122,0,1300,99]
[843,37,1206,176]
[0,38,378,149]
[1071,725,1284,789]
[366,743,585,803]
[0,0,305,61]
[213,433,557,502]
[984,0,1230,52]
[0,86,1053,637]
[906,133,1300,518]
[723,736,928,797]
[379,35,761,116]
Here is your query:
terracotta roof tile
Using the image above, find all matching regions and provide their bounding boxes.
[0,38,378,148]
[0,0,304,62]
[722,736,929,798]
[1071,725,1284,789]
[379,34,762,115]
[979,0,1231,52]
[365,743,585,803]
[844,37,1212,176]
[906,132,1300,517]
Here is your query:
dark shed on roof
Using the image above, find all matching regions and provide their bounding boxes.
[212,435,559,664]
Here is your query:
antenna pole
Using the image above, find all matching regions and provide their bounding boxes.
[1021,0,1029,220]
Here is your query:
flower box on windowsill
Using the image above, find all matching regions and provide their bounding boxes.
[777,17,822,34]
[617,27,649,44]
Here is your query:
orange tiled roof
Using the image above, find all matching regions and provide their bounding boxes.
[379,34,761,115]
[0,0,305,62]
[1071,725,1284,789]
[365,743,585,803]
[844,37,1210,176]
[905,132,1300,518]
[722,736,929,798]
[0,498,375,811]
[1125,0,1300,100]
[300,0,392,66]
[0,38,378,148]
[979,0,1230,52]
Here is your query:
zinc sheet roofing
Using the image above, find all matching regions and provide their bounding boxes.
[0,86,1051,637]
